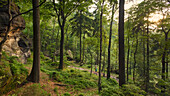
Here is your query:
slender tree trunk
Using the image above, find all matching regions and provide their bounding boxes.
[102,50,105,72]
[27,0,40,83]
[107,4,114,80]
[83,32,85,63]
[146,19,149,92]
[126,30,130,82]
[133,33,138,83]
[162,33,168,80]
[129,46,133,75]
[98,0,105,92]
[90,53,93,76]
[143,30,146,77]
[142,29,146,89]
[79,10,82,63]
[119,0,125,86]
[161,32,168,93]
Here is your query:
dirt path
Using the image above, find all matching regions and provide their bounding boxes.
[68,66,119,83]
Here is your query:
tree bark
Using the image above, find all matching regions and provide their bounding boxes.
[119,0,125,86]
[126,29,130,82]
[90,53,93,76]
[107,4,114,80]
[59,24,65,69]
[146,19,149,92]
[27,0,40,83]
[98,0,105,92]
[133,33,138,83]
[79,10,82,63]
[83,32,85,63]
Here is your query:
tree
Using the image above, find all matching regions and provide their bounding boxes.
[118,0,125,86]
[53,0,89,69]
[27,0,41,83]
[98,0,105,93]
[107,0,117,80]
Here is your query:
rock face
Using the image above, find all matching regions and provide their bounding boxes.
[0,1,31,63]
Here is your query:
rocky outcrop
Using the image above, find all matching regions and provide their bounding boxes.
[0,1,31,63]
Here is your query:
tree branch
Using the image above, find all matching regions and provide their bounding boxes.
[10,0,46,24]
[65,5,78,19]
[0,0,46,46]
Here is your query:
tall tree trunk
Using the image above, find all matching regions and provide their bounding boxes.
[129,49,132,75]
[142,29,146,89]
[107,4,114,80]
[119,0,125,86]
[133,33,138,83]
[161,32,168,93]
[126,30,130,82]
[83,32,85,63]
[90,53,93,76]
[79,10,82,63]
[143,29,146,77]
[162,32,168,80]
[98,0,105,92]
[145,19,149,92]
[59,24,65,69]
[27,0,40,83]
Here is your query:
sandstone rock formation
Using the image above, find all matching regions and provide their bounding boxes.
[0,1,31,63]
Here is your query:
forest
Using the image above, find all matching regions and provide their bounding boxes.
[0,0,169,96]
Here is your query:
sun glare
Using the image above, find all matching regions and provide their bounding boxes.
[148,13,163,23]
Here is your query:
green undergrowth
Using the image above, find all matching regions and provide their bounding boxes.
[41,66,98,91]
[0,52,28,94]
[12,84,50,96]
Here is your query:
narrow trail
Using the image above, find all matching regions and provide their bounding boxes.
[68,66,119,83]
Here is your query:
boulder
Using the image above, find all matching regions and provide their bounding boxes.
[66,50,73,61]
[0,2,31,64]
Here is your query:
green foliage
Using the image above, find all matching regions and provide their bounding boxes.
[14,84,50,96]
[42,65,98,91]
[101,78,118,88]
[101,78,121,96]
[101,86,124,96]
[54,87,58,93]
[121,84,146,96]
[78,93,84,96]
[0,52,28,94]
[63,92,71,96]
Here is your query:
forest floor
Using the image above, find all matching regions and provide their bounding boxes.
[68,65,119,83]
[6,62,102,96]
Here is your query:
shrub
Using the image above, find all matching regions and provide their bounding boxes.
[122,84,146,96]
[78,93,84,96]
[101,86,124,96]
[63,92,71,96]
[0,55,28,94]
[54,87,58,93]
[15,84,50,96]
